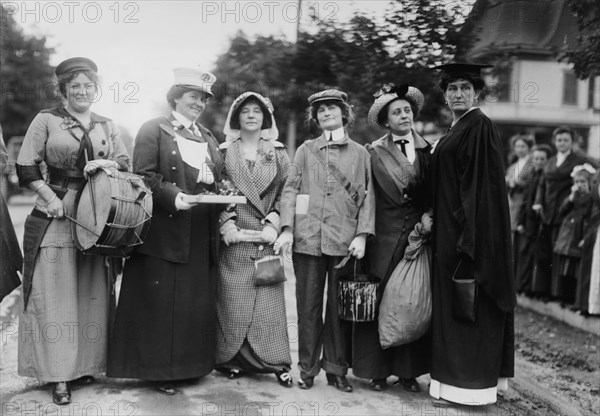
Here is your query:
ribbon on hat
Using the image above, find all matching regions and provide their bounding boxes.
[571,163,597,177]
[223,92,279,142]
[373,83,409,99]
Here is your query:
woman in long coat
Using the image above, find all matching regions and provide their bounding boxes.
[107,68,223,394]
[16,57,129,405]
[429,63,515,407]
[215,92,292,386]
[350,83,431,393]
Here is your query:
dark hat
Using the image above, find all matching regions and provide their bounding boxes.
[434,62,493,76]
[368,83,424,129]
[55,57,98,77]
[308,89,348,106]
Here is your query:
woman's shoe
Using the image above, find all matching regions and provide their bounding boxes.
[326,374,353,393]
[431,398,453,408]
[275,370,293,387]
[155,383,176,395]
[228,369,243,379]
[369,378,387,391]
[398,377,420,392]
[52,382,71,405]
[297,377,314,389]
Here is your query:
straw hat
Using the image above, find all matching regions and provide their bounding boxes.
[367,83,424,129]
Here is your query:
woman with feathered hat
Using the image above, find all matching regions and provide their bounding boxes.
[350,83,432,393]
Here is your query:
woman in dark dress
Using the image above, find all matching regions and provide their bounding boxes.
[350,83,431,393]
[429,63,516,407]
[107,68,223,394]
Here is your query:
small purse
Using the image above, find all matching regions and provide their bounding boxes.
[254,255,286,286]
[451,259,478,323]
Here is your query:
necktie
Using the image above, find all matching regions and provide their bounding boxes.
[395,139,408,157]
[75,125,95,172]
[329,133,333,141]
[189,124,198,136]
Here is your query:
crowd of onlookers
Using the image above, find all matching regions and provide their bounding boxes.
[505,127,600,315]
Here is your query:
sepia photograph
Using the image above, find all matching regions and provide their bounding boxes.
[1,1,599,415]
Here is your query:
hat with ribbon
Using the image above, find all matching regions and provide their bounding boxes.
[173,67,217,96]
[367,83,424,129]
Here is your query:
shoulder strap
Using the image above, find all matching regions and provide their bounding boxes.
[305,140,364,206]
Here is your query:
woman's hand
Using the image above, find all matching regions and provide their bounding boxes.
[222,228,241,246]
[174,193,195,211]
[532,204,543,215]
[274,229,293,255]
[516,224,525,234]
[46,195,64,219]
[261,226,278,244]
[83,159,118,179]
[348,234,366,259]
[421,212,433,232]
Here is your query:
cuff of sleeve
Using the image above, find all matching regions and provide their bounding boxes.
[264,211,281,232]
[16,164,43,187]
[219,210,237,226]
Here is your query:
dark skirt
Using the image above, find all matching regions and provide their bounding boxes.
[551,254,579,302]
[514,232,536,294]
[531,224,559,295]
[107,204,217,381]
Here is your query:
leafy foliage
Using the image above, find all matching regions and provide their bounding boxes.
[204,0,472,146]
[0,4,55,139]
[559,0,600,79]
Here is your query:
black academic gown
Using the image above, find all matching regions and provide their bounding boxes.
[430,109,515,389]
[350,132,431,380]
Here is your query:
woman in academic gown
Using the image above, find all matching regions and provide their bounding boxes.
[429,63,516,407]
[350,83,431,393]
[215,92,292,387]
[107,68,223,395]
[531,126,589,300]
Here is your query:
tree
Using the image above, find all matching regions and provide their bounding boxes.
[205,0,472,148]
[559,0,600,79]
[0,4,55,139]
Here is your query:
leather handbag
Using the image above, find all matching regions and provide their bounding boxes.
[254,255,286,286]
[451,258,478,323]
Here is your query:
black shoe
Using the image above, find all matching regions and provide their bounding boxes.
[275,370,293,387]
[397,377,420,392]
[71,375,95,385]
[432,398,453,408]
[228,369,243,379]
[369,378,387,391]
[326,374,353,393]
[297,377,314,389]
[52,382,71,405]
[155,382,176,395]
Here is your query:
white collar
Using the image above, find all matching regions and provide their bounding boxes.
[391,131,414,142]
[325,126,345,142]
[172,111,195,129]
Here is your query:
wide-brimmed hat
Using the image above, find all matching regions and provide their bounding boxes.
[367,83,424,129]
[433,62,493,77]
[172,67,216,96]
[223,92,279,142]
[55,57,98,76]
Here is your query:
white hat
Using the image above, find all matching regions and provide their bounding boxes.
[223,92,279,142]
[172,68,217,96]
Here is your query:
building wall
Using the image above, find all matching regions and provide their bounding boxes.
[481,59,600,160]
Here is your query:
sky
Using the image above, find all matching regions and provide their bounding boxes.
[10,0,395,136]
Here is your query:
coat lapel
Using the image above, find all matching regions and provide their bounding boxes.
[253,139,278,198]
[225,140,267,216]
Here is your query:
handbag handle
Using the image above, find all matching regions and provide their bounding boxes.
[334,254,358,281]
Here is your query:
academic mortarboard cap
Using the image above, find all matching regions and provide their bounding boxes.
[434,62,493,76]
[173,68,217,96]
[55,57,98,77]
[308,89,348,106]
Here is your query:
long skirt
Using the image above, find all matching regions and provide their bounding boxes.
[515,234,536,294]
[107,206,217,381]
[531,224,559,296]
[18,245,108,382]
[216,241,291,371]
